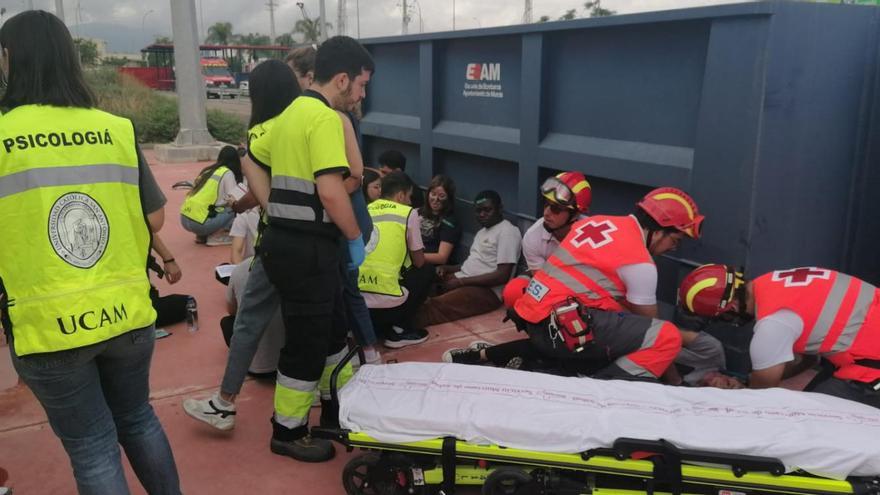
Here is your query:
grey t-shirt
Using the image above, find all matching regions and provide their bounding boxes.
[137,145,166,214]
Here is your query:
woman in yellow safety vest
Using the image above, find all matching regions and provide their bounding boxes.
[179,144,244,244]
[0,10,181,494]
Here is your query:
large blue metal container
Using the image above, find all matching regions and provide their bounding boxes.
[357,1,880,302]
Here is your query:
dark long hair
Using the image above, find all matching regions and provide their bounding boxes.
[420,175,456,221]
[362,167,381,202]
[189,145,242,196]
[0,10,95,109]
[248,59,300,129]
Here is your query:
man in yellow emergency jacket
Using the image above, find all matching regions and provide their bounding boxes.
[359,171,427,347]
[0,10,180,493]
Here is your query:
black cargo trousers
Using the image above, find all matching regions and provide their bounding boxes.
[259,226,349,439]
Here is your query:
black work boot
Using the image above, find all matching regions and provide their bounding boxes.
[269,417,335,463]
[319,398,340,429]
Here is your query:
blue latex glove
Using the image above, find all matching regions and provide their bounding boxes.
[347,236,366,270]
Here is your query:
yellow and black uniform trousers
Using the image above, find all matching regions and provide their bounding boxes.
[260,90,353,439]
[0,105,155,356]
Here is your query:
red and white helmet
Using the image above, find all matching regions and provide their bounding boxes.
[678,264,745,317]
[637,187,704,239]
[541,171,592,214]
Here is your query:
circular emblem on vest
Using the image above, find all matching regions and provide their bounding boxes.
[365,228,380,254]
[48,192,110,269]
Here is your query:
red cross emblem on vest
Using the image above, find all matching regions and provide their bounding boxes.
[771,267,831,287]
[570,219,618,249]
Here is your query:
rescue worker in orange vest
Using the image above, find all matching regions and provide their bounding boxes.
[514,187,704,320]
[679,264,880,407]
[450,188,705,380]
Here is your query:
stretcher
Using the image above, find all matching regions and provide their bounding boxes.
[316,350,880,495]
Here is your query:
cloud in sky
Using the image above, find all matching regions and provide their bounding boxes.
[13,0,740,47]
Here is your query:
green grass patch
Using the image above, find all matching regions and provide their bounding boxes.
[85,68,246,144]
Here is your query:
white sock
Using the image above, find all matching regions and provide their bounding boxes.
[212,392,234,409]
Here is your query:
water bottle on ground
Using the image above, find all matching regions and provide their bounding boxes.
[186,296,199,333]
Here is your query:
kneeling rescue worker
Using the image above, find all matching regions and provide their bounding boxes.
[509,187,706,380]
[679,264,880,408]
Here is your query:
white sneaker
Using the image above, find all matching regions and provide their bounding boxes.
[206,233,233,246]
[468,340,493,352]
[183,395,236,431]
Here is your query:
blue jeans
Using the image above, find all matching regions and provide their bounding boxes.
[220,257,281,396]
[343,191,377,347]
[179,210,234,237]
[10,326,181,495]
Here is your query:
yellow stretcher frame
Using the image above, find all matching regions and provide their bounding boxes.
[325,348,879,495]
[337,431,876,495]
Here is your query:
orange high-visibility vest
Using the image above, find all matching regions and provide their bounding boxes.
[515,215,654,324]
[754,268,880,383]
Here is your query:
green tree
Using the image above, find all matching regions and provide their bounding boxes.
[558,9,577,20]
[275,33,296,47]
[74,38,99,66]
[584,0,616,17]
[154,35,172,44]
[206,21,235,45]
[238,33,273,60]
[537,15,551,22]
[293,17,330,43]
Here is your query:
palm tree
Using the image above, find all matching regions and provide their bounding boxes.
[206,22,234,45]
[293,17,331,43]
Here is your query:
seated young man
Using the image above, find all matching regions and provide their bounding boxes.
[414,190,522,328]
[359,171,428,348]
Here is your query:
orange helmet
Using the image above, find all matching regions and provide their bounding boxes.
[637,187,704,239]
[541,172,592,214]
[678,264,745,317]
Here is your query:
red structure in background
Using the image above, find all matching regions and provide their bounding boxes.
[119,66,175,90]
[121,43,295,91]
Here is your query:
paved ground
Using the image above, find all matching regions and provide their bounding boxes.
[0,150,517,494]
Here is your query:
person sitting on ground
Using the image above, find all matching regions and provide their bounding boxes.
[362,167,382,204]
[220,256,284,380]
[229,207,260,264]
[523,172,591,274]
[179,145,244,245]
[377,149,406,176]
[359,171,429,348]
[420,175,461,266]
[679,264,880,408]
[149,233,191,328]
[414,190,522,328]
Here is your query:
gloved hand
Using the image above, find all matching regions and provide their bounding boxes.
[347,236,366,270]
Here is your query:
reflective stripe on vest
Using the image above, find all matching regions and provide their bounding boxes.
[755,269,879,362]
[803,274,876,355]
[515,215,650,323]
[0,105,155,356]
[358,199,411,297]
[180,166,229,224]
[0,164,138,199]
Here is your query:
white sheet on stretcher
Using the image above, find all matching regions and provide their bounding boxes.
[339,363,880,480]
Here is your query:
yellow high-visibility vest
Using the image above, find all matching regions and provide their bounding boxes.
[358,199,412,297]
[266,92,349,238]
[0,105,156,356]
[180,166,230,223]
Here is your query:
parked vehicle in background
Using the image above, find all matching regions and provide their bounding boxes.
[202,57,237,98]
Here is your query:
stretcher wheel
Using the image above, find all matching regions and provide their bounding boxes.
[342,452,425,495]
[481,467,533,495]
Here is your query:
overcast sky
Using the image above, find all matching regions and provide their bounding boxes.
[10,0,742,44]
